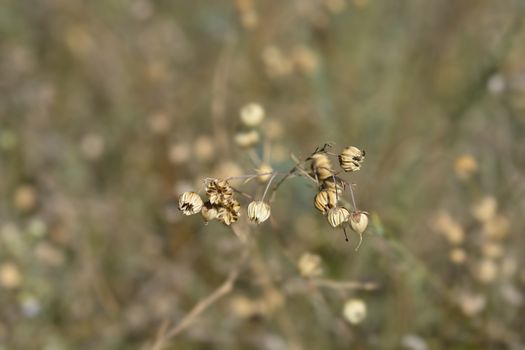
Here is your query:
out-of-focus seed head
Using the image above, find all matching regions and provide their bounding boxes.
[201,202,219,222]
[314,190,338,214]
[234,129,260,148]
[311,153,334,181]
[178,192,204,215]
[247,201,271,224]
[343,299,367,325]
[217,199,241,226]
[454,154,478,180]
[205,179,233,205]
[339,146,365,172]
[297,252,323,278]
[327,207,350,228]
[257,163,273,183]
[350,211,368,234]
[449,248,467,264]
[240,103,265,127]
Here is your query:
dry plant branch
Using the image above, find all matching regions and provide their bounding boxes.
[147,248,249,350]
[311,278,379,291]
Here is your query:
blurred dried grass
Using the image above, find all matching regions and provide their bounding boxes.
[1,0,525,349]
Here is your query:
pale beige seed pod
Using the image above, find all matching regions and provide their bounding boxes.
[327,207,350,228]
[310,153,334,181]
[297,252,323,278]
[205,179,233,205]
[217,199,241,226]
[257,163,273,183]
[342,299,367,325]
[339,146,365,172]
[240,103,265,127]
[201,202,218,222]
[247,201,271,224]
[350,211,368,234]
[178,192,204,215]
[234,129,260,148]
[314,190,337,214]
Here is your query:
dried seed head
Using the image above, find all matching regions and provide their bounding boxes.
[297,252,323,278]
[339,146,365,172]
[205,179,233,205]
[178,192,204,215]
[240,103,265,127]
[343,299,367,325]
[314,190,338,214]
[201,201,219,222]
[350,211,368,234]
[247,201,271,224]
[257,163,273,183]
[217,199,241,226]
[234,129,260,148]
[310,153,334,181]
[327,207,350,228]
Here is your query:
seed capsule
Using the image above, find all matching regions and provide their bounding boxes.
[310,153,334,181]
[314,190,337,214]
[217,199,241,226]
[343,299,367,325]
[178,192,204,215]
[240,103,265,127]
[234,129,260,148]
[338,146,365,172]
[350,211,368,234]
[205,179,233,205]
[247,201,271,224]
[201,201,218,222]
[327,207,350,228]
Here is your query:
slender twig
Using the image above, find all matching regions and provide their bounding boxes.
[148,250,248,350]
[311,278,379,291]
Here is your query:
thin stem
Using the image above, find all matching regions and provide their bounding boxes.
[261,172,278,202]
[348,183,358,211]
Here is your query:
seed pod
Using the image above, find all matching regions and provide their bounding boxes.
[206,179,233,205]
[343,299,367,325]
[247,201,271,224]
[310,153,334,181]
[201,201,218,222]
[350,211,368,234]
[217,199,241,226]
[338,146,365,172]
[297,252,323,278]
[314,190,337,214]
[178,192,204,215]
[327,207,350,228]
[240,103,265,127]
[257,163,273,183]
[234,129,260,148]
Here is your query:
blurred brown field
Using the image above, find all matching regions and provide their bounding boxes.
[1,0,525,349]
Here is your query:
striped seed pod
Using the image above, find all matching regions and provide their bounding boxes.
[338,146,365,172]
[314,190,338,214]
[206,179,234,205]
[310,153,334,181]
[247,201,271,224]
[327,207,350,228]
[217,199,241,226]
[178,192,204,215]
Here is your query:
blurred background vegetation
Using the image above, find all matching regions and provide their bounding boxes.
[1,0,525,349]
